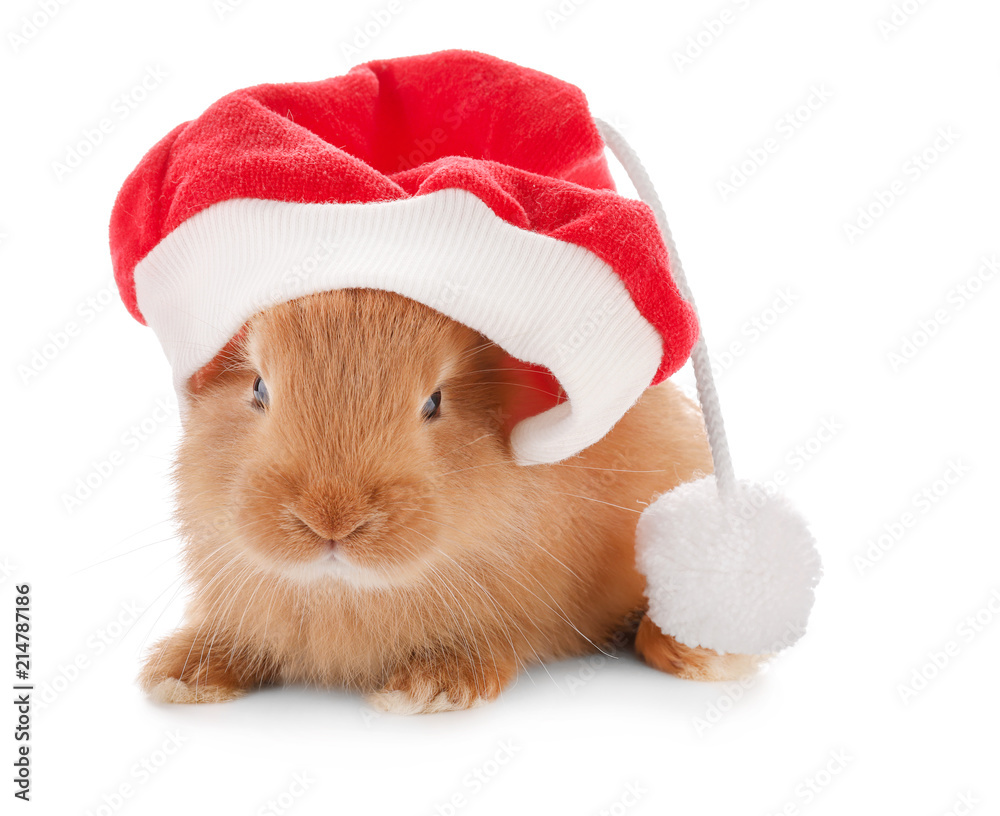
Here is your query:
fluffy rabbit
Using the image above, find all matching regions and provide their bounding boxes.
[141,288,757,713]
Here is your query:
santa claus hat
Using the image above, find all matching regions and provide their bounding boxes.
[110,49,696,466]
[110,49,820,656]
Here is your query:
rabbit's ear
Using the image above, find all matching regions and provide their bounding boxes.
[186,325,250,396]
[491,351,566,441]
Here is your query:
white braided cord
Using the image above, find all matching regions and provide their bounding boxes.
[594,118,737,504]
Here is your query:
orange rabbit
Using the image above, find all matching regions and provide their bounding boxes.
[140,289,757,713]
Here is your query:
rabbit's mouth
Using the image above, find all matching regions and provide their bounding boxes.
[241,515,442,591]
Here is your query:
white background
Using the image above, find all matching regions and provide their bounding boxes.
[3,0,999,814]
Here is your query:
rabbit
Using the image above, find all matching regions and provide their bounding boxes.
[140,288,759,713]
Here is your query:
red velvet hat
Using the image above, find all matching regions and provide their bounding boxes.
[110,49,697,465]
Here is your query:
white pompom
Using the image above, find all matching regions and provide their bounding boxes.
[636,475,822,656]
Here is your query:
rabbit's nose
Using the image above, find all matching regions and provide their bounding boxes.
[292,506,369,543]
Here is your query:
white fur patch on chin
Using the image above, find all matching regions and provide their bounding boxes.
[365,688,488,715]
[302,555,392,589]
[270,548,413,591]
[146,677,246,704]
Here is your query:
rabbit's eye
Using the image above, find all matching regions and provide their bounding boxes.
[252,376,270,409]
[422,390,441,420]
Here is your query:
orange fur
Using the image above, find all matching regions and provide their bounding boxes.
[139,289,756,710]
